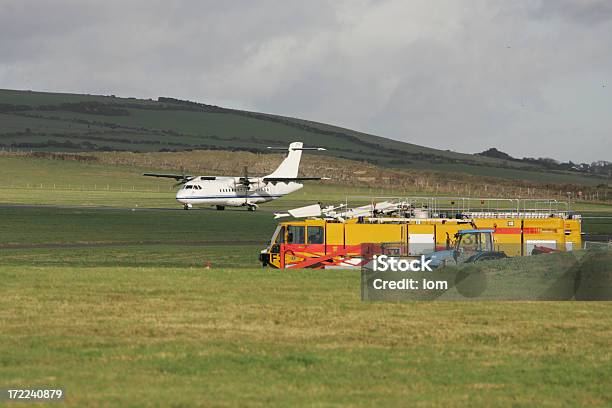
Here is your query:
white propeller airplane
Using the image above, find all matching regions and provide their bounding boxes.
[143,142,327,211]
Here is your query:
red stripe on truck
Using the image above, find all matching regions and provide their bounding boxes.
[494,227,541,234]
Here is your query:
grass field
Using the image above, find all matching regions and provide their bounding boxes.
[1,152,611,405]
[1,154,610,210]
[2,267,611,406]
[0,154,436,209]
[1,207,611,406]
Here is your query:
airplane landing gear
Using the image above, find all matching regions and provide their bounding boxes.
[216,205,225,211]
[183,203,193,210]
[246,203,258,211]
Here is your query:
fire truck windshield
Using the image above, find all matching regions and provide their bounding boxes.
[271,226,285,244]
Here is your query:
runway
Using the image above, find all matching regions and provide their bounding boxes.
[0,240,262,250]
[0,203,278,212]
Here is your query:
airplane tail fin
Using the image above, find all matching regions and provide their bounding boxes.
[266,142,303,178]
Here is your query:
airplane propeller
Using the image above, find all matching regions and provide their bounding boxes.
[243,166,249,205]
[237,165,256,187]
[172,166,193,187]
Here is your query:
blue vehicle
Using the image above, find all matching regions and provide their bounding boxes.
[424,229,507,268]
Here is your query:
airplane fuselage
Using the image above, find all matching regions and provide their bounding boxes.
[176,176,303,208]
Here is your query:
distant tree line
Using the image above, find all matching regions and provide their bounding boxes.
[0,102,129,116]
[479,148,612,177]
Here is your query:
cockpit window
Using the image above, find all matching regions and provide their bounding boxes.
[273,226,285,244]
[287,225,305,244]
[185,185,192,189]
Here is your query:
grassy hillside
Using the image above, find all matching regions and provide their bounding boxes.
[1,88,608,186]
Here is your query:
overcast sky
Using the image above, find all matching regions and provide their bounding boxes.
[1,0,610,162]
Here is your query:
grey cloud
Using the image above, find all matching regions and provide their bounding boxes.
[530,0,612,25]
[0,0,610,162]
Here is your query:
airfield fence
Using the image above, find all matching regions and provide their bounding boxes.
[0,183,175,193]
[1,150,610,203]
[0,183,607,203]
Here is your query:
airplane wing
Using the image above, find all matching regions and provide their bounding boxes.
[262,177,330,182]
[143,173,195,181]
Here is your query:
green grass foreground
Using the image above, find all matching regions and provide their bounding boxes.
[0,208,612,406]
[1,266,611,407]
[1,197,611,406]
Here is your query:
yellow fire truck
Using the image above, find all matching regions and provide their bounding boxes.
[259,198,582,269]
